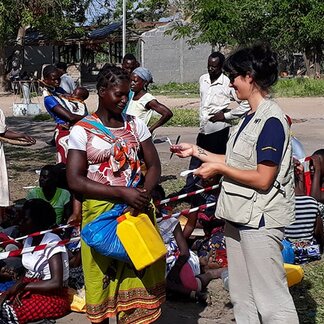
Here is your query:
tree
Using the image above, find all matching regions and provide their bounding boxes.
[0,0,91,91]
[169,0,324,75]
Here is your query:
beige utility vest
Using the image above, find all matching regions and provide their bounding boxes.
[216,99,295,228]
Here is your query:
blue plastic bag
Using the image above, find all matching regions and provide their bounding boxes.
[281,239,295,264]
[81,204,130,262]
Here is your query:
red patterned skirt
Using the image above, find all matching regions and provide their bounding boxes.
[1,278,70,324]
[54,125,70,164]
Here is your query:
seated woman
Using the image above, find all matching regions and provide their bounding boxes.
[26,164,72,225]
[284,159,324,263]
[126,67,173,133]
[0,199,70,324]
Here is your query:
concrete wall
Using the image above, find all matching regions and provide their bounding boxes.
[141,24,212,84]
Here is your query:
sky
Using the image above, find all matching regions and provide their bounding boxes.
[86,0,114,24]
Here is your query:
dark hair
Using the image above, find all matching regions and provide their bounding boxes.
[224,44,278,92]
[43,65,58,79]
[209,52,225,66]
[313,149,324,157]
[39,165,58,188]
[56,62,68,71]
[41,164,56,175]
[122,53,137,62]
[75,87,89,100]
[151,184,166,202]
[22,199,57,231]
[96,64,129,90]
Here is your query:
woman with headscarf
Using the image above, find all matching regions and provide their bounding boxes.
[126,67,173,133]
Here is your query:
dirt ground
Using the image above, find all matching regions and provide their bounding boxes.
[1,93,324,323]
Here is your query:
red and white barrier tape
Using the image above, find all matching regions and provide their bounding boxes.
[0,224,76,245]
[0,183,218,245]
[0,203,216,258]
[156,184,219,206]
[158,202,216,221]
[0,237,80,260]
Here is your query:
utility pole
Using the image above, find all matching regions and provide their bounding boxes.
[122,0,126,58]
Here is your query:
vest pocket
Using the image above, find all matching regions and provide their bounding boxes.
[217,180,257,225]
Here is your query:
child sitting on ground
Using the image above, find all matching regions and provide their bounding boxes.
[284,159,324,263]
[153,185,225,303]
[26,164,72,225]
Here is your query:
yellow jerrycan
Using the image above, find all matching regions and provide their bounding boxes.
[284,263,304,287]
[117,212,167,270]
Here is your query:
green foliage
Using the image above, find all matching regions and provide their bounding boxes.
[150,82,199,97]
[33,113,51,122]
[273,78,324,97]
[149,78,324,99]
[0,0,90,45]
[149,108,199,127]
[170,0,324,60]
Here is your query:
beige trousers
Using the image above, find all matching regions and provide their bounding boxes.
[225,221,299,324]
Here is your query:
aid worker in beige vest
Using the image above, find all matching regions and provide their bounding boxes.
[170,44,298,323]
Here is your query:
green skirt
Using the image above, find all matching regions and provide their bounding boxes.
[81,199,166,323]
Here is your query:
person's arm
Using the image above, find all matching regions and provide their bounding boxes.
[208,86,250,123]
[195,161,279,191]
[183,212,198,240]
[69,249,82,268]
[44,95,83,125]
[0,253,64,304]
[67,150,149,210]
[314,214,324,253]
[310,155,324,202]
[62,200,72,224]
[141,137,161,196]
[22,253,64,292]
[52,104,84,124]
[67,194,82,225]
[2,129,35,144]
[223,101,250,120]
[170,142,225,164]
[225,87,251,120]
[145,99,173,133]
[167,223,190,283]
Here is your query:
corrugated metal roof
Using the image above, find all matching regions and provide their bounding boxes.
[24,31,47,43]
[88,22,122,39]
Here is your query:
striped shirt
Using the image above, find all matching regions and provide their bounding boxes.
[284,196,320,241]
